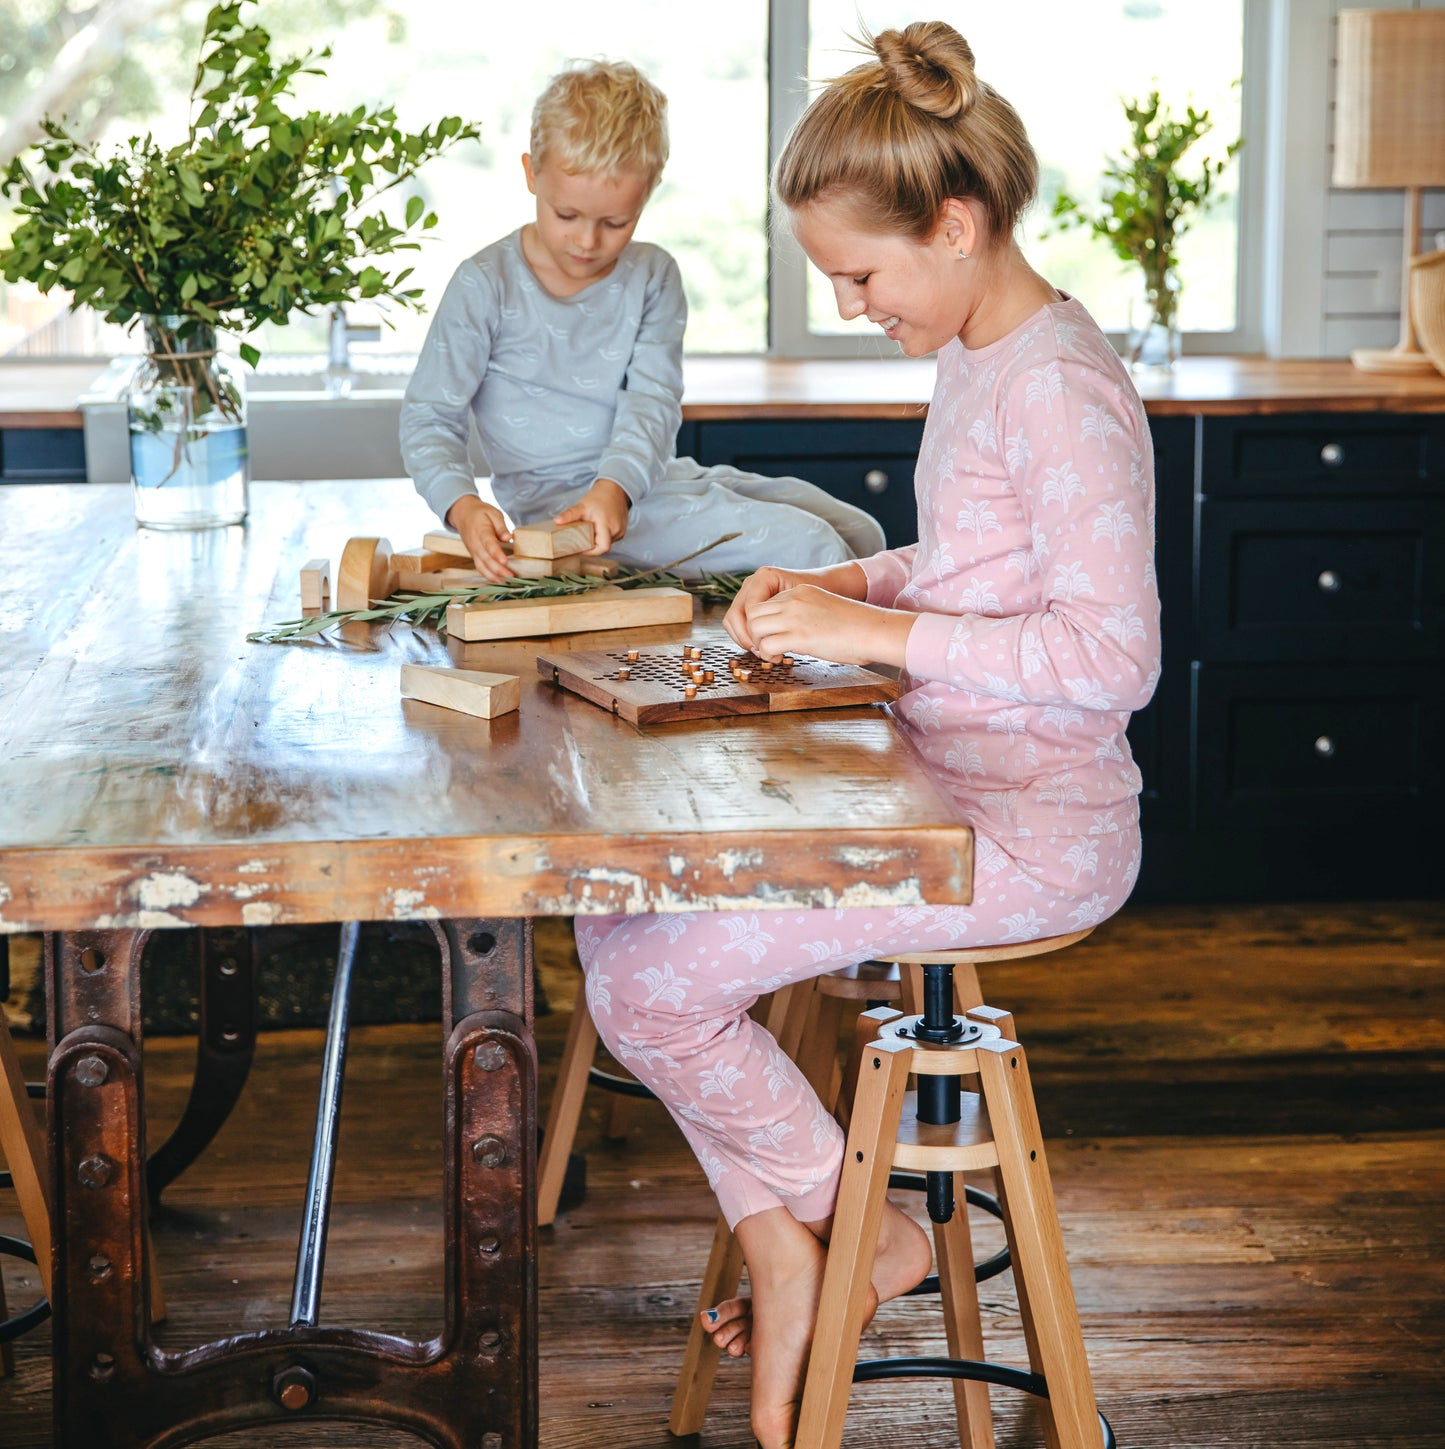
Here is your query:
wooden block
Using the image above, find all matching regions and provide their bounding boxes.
[508,552,587,579]
[580,558,621,579]
[420,530,477,560]
[510,520,594,560]
[400,664,520,719]
[397,568,486,593]
[446,585,693,642]
[393,548,456,573]
[300,557,330,612]
[336,537,395,611]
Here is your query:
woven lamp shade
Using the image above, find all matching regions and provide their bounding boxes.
[1333,9,1445,188]
[1331,9,1445,373]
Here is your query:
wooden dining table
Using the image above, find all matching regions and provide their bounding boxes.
[0,479,972,1448]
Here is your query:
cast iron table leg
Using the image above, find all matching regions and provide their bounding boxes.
[146,927,259,1205]
[46,919,538,1449]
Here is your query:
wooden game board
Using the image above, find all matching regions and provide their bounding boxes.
[536,643,899,724]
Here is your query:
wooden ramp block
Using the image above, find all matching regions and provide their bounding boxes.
[511,520,594,560]
[580,558,621,578]
[393,548,457,574]
[336,537,395,611]
[508,552,586,579]
[420,530,477,560]
[400,664,520,719]
[446,585,693,642]
[300,558,330,611]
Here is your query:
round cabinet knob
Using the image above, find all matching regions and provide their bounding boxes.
[1314,735,1336,758]
[863,468,890,494]
[1320,442,1345,467]
[1317,569,1342,594]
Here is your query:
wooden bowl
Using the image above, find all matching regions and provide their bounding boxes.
[1410,249,1445,377]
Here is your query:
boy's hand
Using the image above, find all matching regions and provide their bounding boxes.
[445,494,514,583]
[554,478,630,555]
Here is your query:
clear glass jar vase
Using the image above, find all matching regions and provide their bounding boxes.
[128,316,249,529]
[1125,272,1182,374]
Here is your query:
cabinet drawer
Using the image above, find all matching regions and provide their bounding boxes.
[1195,664,1443,829]
[1198,499,1445,661]
[1201,414,1440,496]
[1,426,87,481]
[692,420,927,547]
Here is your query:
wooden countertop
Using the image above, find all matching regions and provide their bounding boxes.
[4,355,1445,430]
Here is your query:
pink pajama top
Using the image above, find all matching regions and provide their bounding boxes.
[859,295,1161,899]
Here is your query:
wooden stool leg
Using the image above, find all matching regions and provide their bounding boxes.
[774,977,817,1060]
[0,1018,50,1301]
[836,1006,902,1130]
[795,991,847,1104]
[537,977,599,1227]
[602,1092,632,1141]
[794,1039,914,1449]
[934,1169,996,1449]
[668,1213,746,1435]
[977,1040,1103,1449]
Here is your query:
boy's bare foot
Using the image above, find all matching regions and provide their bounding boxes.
[701,1199,933,1361]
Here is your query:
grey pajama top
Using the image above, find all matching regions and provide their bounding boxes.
[399,229,686,525]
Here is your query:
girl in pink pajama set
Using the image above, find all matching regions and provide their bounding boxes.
[574,21,1161,1446]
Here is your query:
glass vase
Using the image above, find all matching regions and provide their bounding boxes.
[128,316,249,529]
[1125,274,1182,375]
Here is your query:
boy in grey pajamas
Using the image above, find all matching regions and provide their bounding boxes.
[399,59,885,581]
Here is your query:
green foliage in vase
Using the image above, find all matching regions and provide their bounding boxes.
[0,0,479,372]
[1048,89,1240,331]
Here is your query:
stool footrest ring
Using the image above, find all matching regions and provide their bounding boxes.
[853,1356,1115,1448]
[0,1234,51,1343]
[587,1066,657,1101]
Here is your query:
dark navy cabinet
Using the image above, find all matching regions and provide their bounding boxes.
[0,426,86,481]
[689,408,1445,902]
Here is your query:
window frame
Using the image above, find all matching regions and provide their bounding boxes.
[765,0,1271,359]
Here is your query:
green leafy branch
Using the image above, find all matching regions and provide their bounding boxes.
[247,534,750,644]
[0,0,481,366]
[1047,89,1240,327]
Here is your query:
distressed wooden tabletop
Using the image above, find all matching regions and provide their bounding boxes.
[0,481,972,932]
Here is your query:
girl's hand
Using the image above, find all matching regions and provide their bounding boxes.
[743,585,917,668]
[554,478,630,555]
[723,562,870,653]
[446,495,514,583]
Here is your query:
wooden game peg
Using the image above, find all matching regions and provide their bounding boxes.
[684,684,697,698]
[300,557,330,612]
[688,646,703,660]
[336,537,395,611]
[617,667,631,681]
[626,649,639,663]
[704,670,715,683]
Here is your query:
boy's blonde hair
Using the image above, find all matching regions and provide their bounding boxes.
[530,60,669,190]
[774,21,1037,246]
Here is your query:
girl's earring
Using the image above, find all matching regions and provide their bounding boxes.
[957,249,970,260]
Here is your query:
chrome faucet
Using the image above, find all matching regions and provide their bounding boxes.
[324,303,382,398]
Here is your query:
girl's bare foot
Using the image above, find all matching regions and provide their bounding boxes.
[701,1199,933,1361]
[734,1208,830,1449]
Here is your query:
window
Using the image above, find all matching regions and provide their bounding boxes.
[779,0,1250,355]
[0,0,1253,362]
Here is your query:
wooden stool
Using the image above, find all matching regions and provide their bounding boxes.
[1,999,52,1373]
[672,930,1111,1449]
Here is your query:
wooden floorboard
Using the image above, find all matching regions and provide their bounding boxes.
[2,901,1443,1447]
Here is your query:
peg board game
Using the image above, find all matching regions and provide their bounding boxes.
[536,643,898,725]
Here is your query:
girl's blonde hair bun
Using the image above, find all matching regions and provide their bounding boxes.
[871,21,979,122]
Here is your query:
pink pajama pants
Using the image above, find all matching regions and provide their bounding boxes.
[574,835,1132,1229]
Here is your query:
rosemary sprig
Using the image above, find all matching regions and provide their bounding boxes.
[247,533,750,644]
